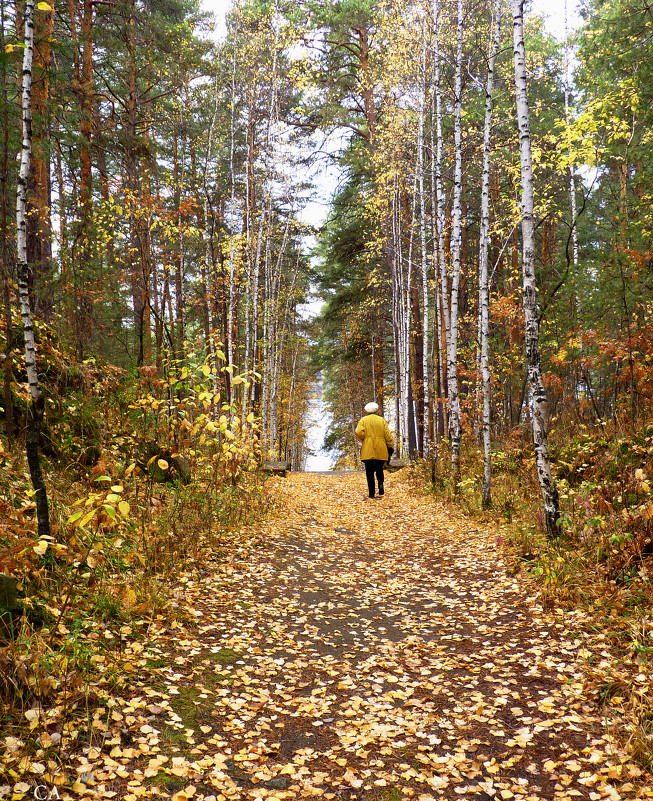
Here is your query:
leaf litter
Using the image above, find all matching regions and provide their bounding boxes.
[5,472,652,800]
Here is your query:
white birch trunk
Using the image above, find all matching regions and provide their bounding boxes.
[17,0,37,407]
[260,12,280,452]
[389,183,407,456]
[512,0,560,534]
[418,35,430,457]
[17,0,50,539]
[249,209,265,413]
[242,103,255,423]
[268,214,293,454]
[479,0,502,509]
[395,182,410,457]
[261,232,272,450]
[448,0,465,483]
[433,0,450,444]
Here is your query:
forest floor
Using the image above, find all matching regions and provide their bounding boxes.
[16,472,653,801]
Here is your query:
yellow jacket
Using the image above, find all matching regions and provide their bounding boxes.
[355,413,394,461]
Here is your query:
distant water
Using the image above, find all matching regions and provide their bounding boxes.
[304,378,333,471]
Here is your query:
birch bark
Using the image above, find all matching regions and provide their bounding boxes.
[448,0,464,485]
[260,12,281,452]
[479,0,502,509]
[1,1,13,446]
[432,0,449,440]
[418,35,430,457]
[512,0,560,535]
[17,0,50,539]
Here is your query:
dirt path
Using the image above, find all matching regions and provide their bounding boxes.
[78,472,652,800]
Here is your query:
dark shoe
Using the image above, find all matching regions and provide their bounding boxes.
[378,485,384,496]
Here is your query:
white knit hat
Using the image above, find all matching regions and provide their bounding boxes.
[364,402,379,414]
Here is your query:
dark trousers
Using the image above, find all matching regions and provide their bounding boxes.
[363,459,385,497]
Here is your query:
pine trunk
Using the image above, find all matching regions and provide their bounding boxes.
[28,3,54,323]
[202,79,221,412]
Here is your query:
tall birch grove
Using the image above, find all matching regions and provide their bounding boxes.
[2,0,652,531]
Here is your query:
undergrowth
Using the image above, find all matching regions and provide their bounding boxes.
[420,419,653,771]
[0,341,273,785]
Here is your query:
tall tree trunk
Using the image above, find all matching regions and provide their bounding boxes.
[479,0,502,509]
[79,0,94,358]
[391,180,410,457]
[563,0,579,345]
[242,99,257,422]
[418,34,430,456]
[448,0,464,487]
[17,0,50,540]
[226,44,238,408]
[125,2,150,366]
[171,123,185,368]
[405,159,424,458]
[512,0,560,535]
[372,321,384,413]
[202,79,221,412]
[432,0,450,445]
[0,1,14,445]
[28,2,54,323]
[68,0,94,360]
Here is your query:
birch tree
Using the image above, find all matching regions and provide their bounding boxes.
[417,31,431,457]
[512,0,560,534]
[432,0,449,441]
[448,0,464,485]
[0,1,14,445]
[479,0,502,509]
[16,0,50,539]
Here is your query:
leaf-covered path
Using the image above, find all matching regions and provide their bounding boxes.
[85,473,651,800]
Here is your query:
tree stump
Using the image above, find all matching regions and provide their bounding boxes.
[0,573,20,641]
[170,454,192,485]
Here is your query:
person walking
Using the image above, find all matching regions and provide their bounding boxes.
[355,402,394,499]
